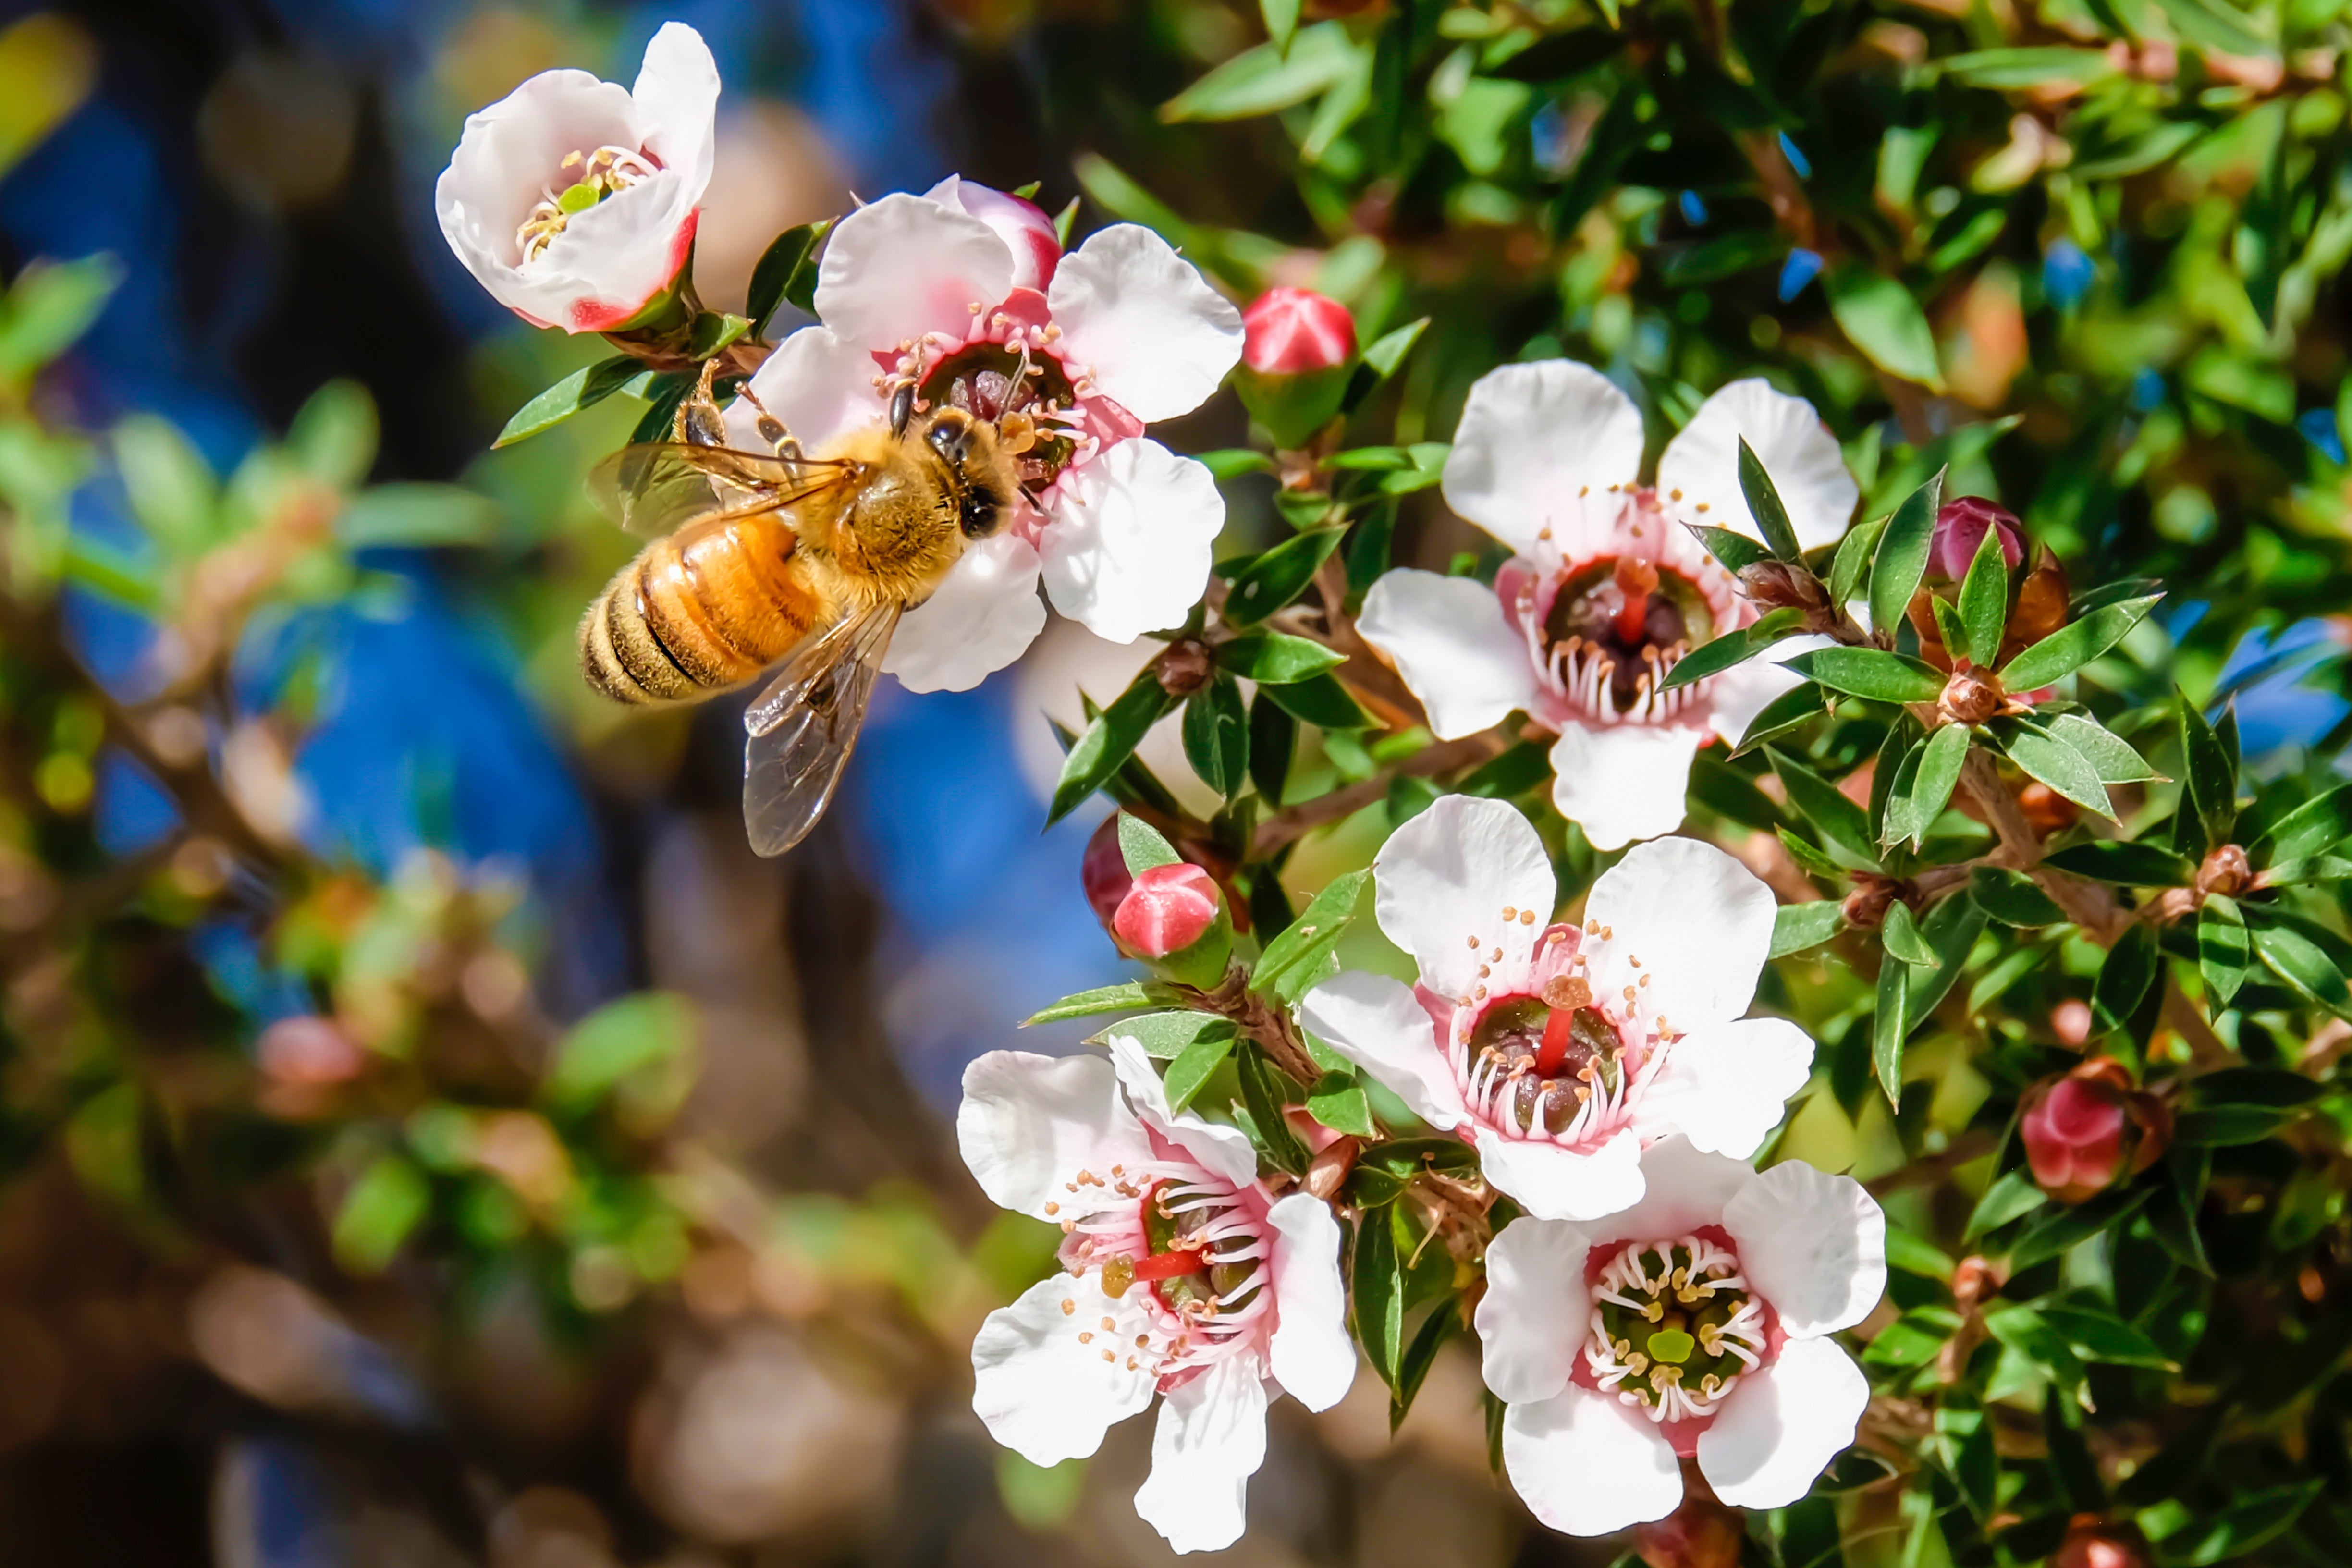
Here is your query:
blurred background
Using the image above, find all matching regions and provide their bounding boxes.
[0,1,1550,1564]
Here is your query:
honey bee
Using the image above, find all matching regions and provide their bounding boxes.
[580,368,1031,856]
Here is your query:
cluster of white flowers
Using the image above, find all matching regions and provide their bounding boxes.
[435,25,1886,1555]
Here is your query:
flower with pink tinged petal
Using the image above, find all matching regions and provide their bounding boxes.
[959,1039,1354,1555]
[2020,1057,2170,1204]
[436,23,718,332]
[1297,796,1816,1225]
[725,180,1244,693]
[1241,287,1357,374]
[1357,362,1857,848]
[1930,496,2025,581]
[1473,1137,1885,1536]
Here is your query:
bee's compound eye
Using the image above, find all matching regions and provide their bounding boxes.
[959,493,1000,539]
[927,418,971,463]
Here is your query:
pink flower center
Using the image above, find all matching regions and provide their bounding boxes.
[1049,1143,1275,1392]
[1540,554,1716,717]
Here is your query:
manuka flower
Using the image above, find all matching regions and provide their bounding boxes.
[1298,796,1814,1222]
[958,1037,1354,1555]
[1357,361,1856,848]
[1477,1137,1885,1535]
[436,23,718,332]
[728,179,1244,692]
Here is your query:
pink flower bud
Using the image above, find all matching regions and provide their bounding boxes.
[1081,814,1134,931]
[923,175,1062,292]
[1241,287,1358,375]
[1114,862,1223,958]
[1633,1490,1745,1568]
[2021,1058,2170,1204]
[1931,497,2025,581]
[2053,1516,2153,1568]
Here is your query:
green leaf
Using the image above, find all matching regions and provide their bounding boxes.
[745,220,830,333]
[113,416,218,555]
[1930,595,1970,661]
[1870,469,1946,638]
[2252,781,2352,865]
[1970,866,2066,927]
[685,311,751,361]
[1957,525,2009,667]
[2147,0,2273,57]
[2188,1066,2329,1108]
[337,483,499,549]
[2175,693,2238,854]
[1828,515,1886,610]
[2041,839,2194,885]
[1249,694,1295,802]
[1023,982,1158,1026]
[1825,263,1946,391]
[2038,1304,2177,1369]
[1194,448,1277,481]
[0,254,122,380]
[1261,670,1375,730]
[2249,919,2352,1017]
[288,380,379,487]
[1862,1307,1962,1368]
[332,1155,429,1276]
[1353,1203,1406,1390]
[1964,1169,2046,1240]
[1161,21,1360,121]
[1216,630,1347,684]
[1164,1028,1240,1112]
[1689,524,1773,573]
[1182,676,1250,798]
[2092,921,2159,1032]
[1341,318,1429,416]
[1049,671,1179,825]
[1910,894,1986,1020]
[1881,900,1940,967]
[543,992,695,1111]
[1252,870,1369,1004]
[1995,594,2160,691]
[1661,608,1802,693]
[2198,895,2250,1006]
[1733,682,1827,755]
[627,371,696,446]
[1390,1304,1458,1430]
[1307,1071,1377,1138]
[1776,826,1846,881]
[493,355,641,447]
[1995,720,2115,819]
[1117,813,1182,874]
[2165,1481,2326,1567]
[1770,901,1844,957]
[1874,953,1910,1108]
[1942,46,2122,87]
[1236,1043,1308,1172]
[2009,1185,2152,1271]
[1220,527,1345,628]
[1736,436,1802,560]
[1908,722,1972,840]
[2042,714,2160,784]
[1768,747,1878,864]
[1094,1011,1234,1058]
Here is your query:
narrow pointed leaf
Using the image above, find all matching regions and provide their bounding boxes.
[1996,594,2161,691]
[1869,469,1946,637]
[2177,693,2238,851]
[2199,894,2250,1006]
[1690,524,1773,573]
[1997,720,2115,818]
[1882,899,1940,966]
[1784,647,1946,704]
[1737,436,1803,560]
[1959,526,2009,667]
[1660,607,1802,692]
[1828,516,1886,610]
[2044,713,2161,783]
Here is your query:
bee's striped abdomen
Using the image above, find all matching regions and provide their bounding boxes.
[579,514,825,706]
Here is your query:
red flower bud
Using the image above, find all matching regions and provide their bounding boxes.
[1931,497,2025,581]
[2021,1058,2171,1204]
[2053,1516,2153,1568]
[1114,862,1223,958]
[1241,287,1358,374]
[1081,815,1135,931]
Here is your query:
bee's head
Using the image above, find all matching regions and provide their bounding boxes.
[917,406,1015,540]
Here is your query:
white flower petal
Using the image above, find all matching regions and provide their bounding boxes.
[1722,1161,1887,1336]
[1132,1352,1269,1555]
[1265,1194,1355,1412]
[1705,633,1829,747]
[816,191,1014,350]
[1502,1384,1683,1537]
[972,1272,1156,1466]
[1442,360,1644,556]
[925,175,1062,292]
[1591,1136,1755,1242]
[1582,834,1777,1032]
[956,1050,1154,1221]
[1546,722,1706,852]
[1038,439,1223,643]
[1475,1218,1594,1404]
[1107,1035,1259,1189]
[1697,1337,1870,1510]
[882,533,1045,694]
[730,324,886,456]
[1297,971,1467,1131]
[1372,795,1556,999]
[1642,1017,1816,1159]
[629,22,720,192]
[1047,225,1243,423]
[1473,1126,1645,1223]
[1357,570,1539,742]
[1656,378,1857,553]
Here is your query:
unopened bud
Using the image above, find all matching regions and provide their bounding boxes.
[2053,1515,2153,1568]
[1931,497,2025,581]
[2195,843,2251,896]
[1155,638,1216,698]
[1114,863,1228,981]
[1081,815,1134,931]
[1940,668,2003,724]
[1950,1254,2000,1310]
[1841,874,1903,931]
[1235,288,1358,449]
[1633,1488,1745,1568]
[1304,1136,1361,1201]
[1737,559,1830,612]
[2021,1058,2171,1204]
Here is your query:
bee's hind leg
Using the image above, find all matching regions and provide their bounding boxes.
[675,358,731,448]
[731,381,806,478]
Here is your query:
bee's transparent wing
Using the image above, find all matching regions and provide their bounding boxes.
[740,600,902,858]
[588,443,858,539]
